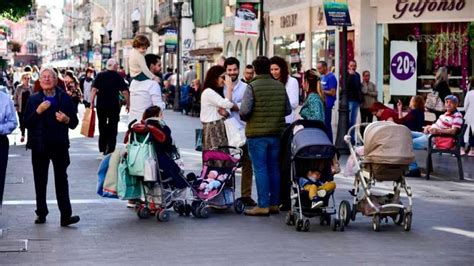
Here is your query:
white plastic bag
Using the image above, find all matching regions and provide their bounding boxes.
[224,117,246,147]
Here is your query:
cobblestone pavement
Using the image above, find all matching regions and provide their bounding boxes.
[1,109,473,265]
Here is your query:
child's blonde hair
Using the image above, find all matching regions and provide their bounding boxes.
[133,34,150,49]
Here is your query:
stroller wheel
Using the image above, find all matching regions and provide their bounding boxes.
[404,212,412,232]
[372,214,381,232]
[173,202,184,215]
[285,212,295,226]
[199,206,210,219]
[137,207,150,219]
[393,208,404,225]
[157,209,170,222]
[191,201,201,217]
[295,219,303,232]
[184,204,192,216]
[303,219,310,232]
[234,199,245,214]
[351,204,357,221]
[339,200,351,226]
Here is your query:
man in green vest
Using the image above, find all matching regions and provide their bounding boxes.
[240,56,291,216]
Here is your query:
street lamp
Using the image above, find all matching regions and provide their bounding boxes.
[173,0,184,112]
[99,26,106,46]
[131,8,140,37]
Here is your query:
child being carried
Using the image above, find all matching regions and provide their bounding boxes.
[299,170,336,209]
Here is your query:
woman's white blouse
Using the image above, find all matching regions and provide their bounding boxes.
[200,88,234,123]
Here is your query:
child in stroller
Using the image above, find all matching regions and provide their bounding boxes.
[299,169,336,209]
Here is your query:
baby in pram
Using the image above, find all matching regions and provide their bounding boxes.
[299,170,336,209]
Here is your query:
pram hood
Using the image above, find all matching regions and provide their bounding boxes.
[291,127,335,159]
[363,122,415,165]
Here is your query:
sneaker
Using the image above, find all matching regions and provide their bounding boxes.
[317,190,327,198]
[60,216,80,227]
[269,205,280,214]
[98,153,104,160]
[468,151,474,157]
[405,169,421,177]
[311,201,324,209]
[127,200,137,208]
[34,216,46,224]
[460,148,466,156]
[239,197,257,207]
[244,207,269,216]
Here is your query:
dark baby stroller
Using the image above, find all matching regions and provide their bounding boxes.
[342,121,414,232]
[188,147,244,218]
[125,118,191,222]
[284,120,344,232]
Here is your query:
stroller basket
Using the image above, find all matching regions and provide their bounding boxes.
[363,163,408,182]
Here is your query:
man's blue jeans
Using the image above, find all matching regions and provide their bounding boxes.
[410,131,429,170]
[348,101,360,141]
[325,106,333,143]
[247,136,281,208]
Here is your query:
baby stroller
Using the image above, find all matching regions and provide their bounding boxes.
[284,120,344,232]
[125,118,191,222]
[188,146,244,218]
[342,121,414,232]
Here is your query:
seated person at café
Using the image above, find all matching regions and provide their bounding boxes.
[370,102,399,122]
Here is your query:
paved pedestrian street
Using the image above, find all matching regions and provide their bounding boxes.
[1,110,473,265]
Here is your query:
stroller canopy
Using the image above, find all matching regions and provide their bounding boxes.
[291,128,336,159]
[363,122,415,165]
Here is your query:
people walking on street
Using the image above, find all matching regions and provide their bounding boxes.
[242,64,255,83]
[79,67,94,108]
[13,72,33,142]
[64,70,82,113]
[183,65,197,86]
[0,88,18,206]
[90,59,130,156]
[346,60,363,135]
[199,65,236,152]
[431,66,452,119]
[270,56,299,124]
[462,76,474,156]
[23,67,80,226]
[299,69,325,123]
[360,70,377,123]
[128,54,165,124]
[223,57,256,207]
[240,56,291,216]
[129,35,161,83]
[316,61,337,142]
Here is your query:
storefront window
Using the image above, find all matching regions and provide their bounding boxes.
[311,30,336,70]
[245,39,254,66]
[273,33,305,73]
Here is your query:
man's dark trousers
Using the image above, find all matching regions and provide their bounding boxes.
[0,135,8,205]
[31,145,72,219]
[97,107,120,154]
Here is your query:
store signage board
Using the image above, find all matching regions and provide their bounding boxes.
[390,41,417,96]
[323,0,351,26]
[164,28,178,53]
[235,2,259,36]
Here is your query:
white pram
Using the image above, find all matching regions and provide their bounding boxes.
[340,121,414,232]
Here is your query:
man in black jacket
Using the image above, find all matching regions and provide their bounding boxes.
[23,67,80,227]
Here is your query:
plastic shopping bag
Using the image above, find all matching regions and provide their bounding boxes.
[224,117,246,147]
[117,158,143,200]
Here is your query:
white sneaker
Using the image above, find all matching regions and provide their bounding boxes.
[311,201,324,209]
[317,190,327,198]
[98,153,104,160]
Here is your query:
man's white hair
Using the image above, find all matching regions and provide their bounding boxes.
[39,67,58,81]
[106,59,118,70]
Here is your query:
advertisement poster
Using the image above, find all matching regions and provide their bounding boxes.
[234,2,258,36]
[165,28,178,53]
[323,0,352,26]
[390,41,417,96]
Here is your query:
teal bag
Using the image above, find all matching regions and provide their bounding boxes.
[127,133,153,176]
[117,158,142,200]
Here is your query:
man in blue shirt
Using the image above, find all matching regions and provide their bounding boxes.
[0,90,18,206]
[317,61,337,142]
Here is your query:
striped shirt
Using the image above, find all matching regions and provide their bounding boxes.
[433,110,463,130]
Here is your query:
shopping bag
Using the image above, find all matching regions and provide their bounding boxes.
[425,91,445,112]
[117,158,142,200]
[97,154,112,197]
[224,117,246,147]
[434,137,455,149]
[195,128,203,151]
[127,133,152,176]
[143,145,158,182]
[80,108,96,137]
[102,148,124,198]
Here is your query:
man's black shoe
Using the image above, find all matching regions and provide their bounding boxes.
[34,216,46,224]
[60,216,80,227]
[239,197,257,207]
[406,169,421,177]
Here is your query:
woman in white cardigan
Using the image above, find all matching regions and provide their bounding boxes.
[270,56,300,124]
[200,65,236,151]
[462,77,474,156]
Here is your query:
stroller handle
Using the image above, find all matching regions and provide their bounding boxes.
[127,119,138,130]
[215,145,243,158]
[344,122,372,146]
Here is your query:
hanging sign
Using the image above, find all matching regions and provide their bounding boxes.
[164,28,178,53]
[323,0,352,26]
[234,2,258,36]
[390,41,417,96]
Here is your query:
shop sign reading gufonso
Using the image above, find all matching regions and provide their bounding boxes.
[390,41,417,96]
[235,2,258,36]
[323,0,351,27]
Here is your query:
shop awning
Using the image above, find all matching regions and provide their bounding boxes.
[189,47,223,56]
[47,59,80,68]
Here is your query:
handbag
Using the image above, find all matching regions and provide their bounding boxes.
[127,133,153,176]
[434,137,455,149]
[425,91,445,112]
[102,148,124,198]
[224,117,246,147]
[143,145,158,182]
[80,107,95,137]
[195,128,203,151]
[117,157,143,200]
[97,154,112,197]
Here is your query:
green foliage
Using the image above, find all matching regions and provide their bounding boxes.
[9,41,21,53]
[0,0,33,21]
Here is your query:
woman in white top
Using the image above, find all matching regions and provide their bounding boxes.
[270,56,299,124]
[200,65,236,151]
[462,77,474,156]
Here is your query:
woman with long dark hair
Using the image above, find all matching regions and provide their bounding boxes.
[199,65,236,151]
[270,56,299,124]
[64,70,82,113]
[431,66,451,119]
[299,69,325,123]
[396,95,425,132]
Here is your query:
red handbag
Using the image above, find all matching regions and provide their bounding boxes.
[434,137,455,149]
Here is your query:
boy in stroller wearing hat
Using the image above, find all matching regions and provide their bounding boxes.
[299,169,336,209]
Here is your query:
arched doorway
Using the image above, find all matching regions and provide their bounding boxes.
[245,39,254,66]
[226,42,234,58]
